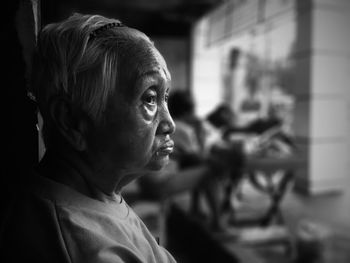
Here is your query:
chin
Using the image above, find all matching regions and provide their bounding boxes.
[146,156,169,171]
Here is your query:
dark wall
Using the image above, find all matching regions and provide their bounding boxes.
[2,0,38,203]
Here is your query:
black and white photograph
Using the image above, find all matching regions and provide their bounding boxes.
[2,0,350,262]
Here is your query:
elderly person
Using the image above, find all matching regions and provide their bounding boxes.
[0,13,176,263]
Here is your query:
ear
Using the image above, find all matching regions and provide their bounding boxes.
[49,96,88,151]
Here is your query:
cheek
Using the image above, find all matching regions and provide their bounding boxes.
[141,105,156,121]
[91,103,159,169]
[92,127,154,169]
[133,108,159,153]
[130,122,157,158]
[112,114,158,168]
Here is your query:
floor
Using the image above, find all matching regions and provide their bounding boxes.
[166,175,350,263]
[236,176,350,262]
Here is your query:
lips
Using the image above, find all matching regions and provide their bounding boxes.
[156,140,174,156]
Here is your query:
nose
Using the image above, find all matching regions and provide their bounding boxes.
[157,107,175,135]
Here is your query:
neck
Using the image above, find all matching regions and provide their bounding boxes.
[37,148,123,203]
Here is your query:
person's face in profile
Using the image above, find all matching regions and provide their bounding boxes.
[87,42,175,174]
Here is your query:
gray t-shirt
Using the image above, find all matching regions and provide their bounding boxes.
[1,174,176,263]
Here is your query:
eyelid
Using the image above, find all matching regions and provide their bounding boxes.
[149,88,157,98]
[142,88,157,105]
[141,83,170,105]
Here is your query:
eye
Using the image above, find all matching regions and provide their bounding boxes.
[142,88,157,106]
[165,93,169,103]
[144,95,156,105]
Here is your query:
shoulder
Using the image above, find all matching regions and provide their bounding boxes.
[1,184,72,263]
[1,175,177,263]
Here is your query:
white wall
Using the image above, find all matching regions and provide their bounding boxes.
[307,0,350,193]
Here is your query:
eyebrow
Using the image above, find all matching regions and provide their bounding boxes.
[138,68,166,79]
[137,69,171,89]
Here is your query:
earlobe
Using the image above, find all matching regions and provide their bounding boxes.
[49,96,88,151]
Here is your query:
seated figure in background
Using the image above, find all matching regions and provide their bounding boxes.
[167,91,224,230]
[204,104,246,222]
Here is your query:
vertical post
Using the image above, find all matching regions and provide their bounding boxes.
[2,0,40,201]
[294,0,350,194]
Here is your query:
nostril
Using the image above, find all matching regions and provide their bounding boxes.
[157,114,175,135]
[161,121,175,135]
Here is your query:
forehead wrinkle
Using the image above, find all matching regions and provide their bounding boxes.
[135,45,168,79]
[137,68,166,81]
[119,42,170,98]
[133,70,166,95]
[134,53,168,79]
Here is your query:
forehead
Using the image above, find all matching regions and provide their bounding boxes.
[120,41,171,94]
[133,42,169,79]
